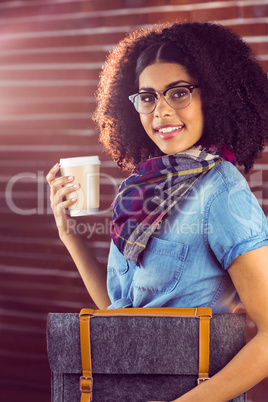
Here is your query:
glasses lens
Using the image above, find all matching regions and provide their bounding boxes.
[135,93,156,114]
[166,87,191,109]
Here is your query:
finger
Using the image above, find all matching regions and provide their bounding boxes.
[52,183,80,210]
[51,174,74,188]
[50,175,75,199]
[54,198,78,231]
[54,197,77,219]
[46,163,60,185]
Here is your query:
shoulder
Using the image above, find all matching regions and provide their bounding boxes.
[205,161,249,191]
[205,162,268,237]
[200,161,268,233]
[189,161,250,207]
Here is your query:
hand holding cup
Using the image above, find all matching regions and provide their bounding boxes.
[59,156,100,217]
[46,156,100,239]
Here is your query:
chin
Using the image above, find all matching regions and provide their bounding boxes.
[158,145,188,155]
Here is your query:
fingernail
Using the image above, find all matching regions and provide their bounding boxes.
[73,184,80,189]
[53,163,59,169]
[68,176,74,181]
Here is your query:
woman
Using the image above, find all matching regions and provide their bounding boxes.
[47,22,268,401]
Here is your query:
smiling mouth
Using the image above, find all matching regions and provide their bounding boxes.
[156,125,185,139]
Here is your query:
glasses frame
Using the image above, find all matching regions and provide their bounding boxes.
[128,84,200,114]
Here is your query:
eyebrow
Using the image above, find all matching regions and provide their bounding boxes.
[139,80,192,92]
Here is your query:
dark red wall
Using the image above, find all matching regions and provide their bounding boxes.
[0,1,267,400]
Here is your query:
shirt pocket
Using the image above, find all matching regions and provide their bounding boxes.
[108,241,129,275]
[107,242,132,303]
[133,237,188,294]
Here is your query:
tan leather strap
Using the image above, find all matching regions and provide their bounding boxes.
[198,315,211,384]
[79,307,212,399]
[80,313,93,402]
[80,306,210,317]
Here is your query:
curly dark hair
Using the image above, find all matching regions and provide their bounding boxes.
[93,22,268,173]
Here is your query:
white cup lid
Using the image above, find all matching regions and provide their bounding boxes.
[60,155,100,167]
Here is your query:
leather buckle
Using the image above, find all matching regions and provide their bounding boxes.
[197,377,210,385]
[80,376,93,393]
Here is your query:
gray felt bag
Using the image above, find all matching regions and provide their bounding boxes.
[47,307,247,402]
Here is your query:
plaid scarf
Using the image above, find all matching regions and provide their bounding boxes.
[111,146,231,265]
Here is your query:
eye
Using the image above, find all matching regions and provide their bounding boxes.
[139,93,156,103]
[170,88,189,100]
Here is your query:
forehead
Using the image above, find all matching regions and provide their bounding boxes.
[139,62,193,89]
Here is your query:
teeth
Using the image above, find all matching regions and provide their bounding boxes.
[158,126,183,133]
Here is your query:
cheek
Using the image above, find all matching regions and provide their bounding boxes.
[187,102,204,132]
[196,101,204,126]
[198,110,204,132]
[140,115,150,134]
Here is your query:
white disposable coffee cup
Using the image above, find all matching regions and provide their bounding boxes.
[60,156,101,217]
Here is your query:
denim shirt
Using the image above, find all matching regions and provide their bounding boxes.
[107,162,268,313]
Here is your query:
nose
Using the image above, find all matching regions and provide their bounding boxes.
[153,94,175,118]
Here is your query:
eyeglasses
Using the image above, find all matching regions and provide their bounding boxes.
[128,84,200,114]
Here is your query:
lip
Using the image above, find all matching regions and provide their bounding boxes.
[154,124,185,140]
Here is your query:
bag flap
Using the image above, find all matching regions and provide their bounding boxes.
[47,312,246,376]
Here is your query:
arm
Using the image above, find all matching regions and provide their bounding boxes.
[46,163,111,310]
[169,246,268,402]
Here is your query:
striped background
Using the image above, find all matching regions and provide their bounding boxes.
[0,1,267,401]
